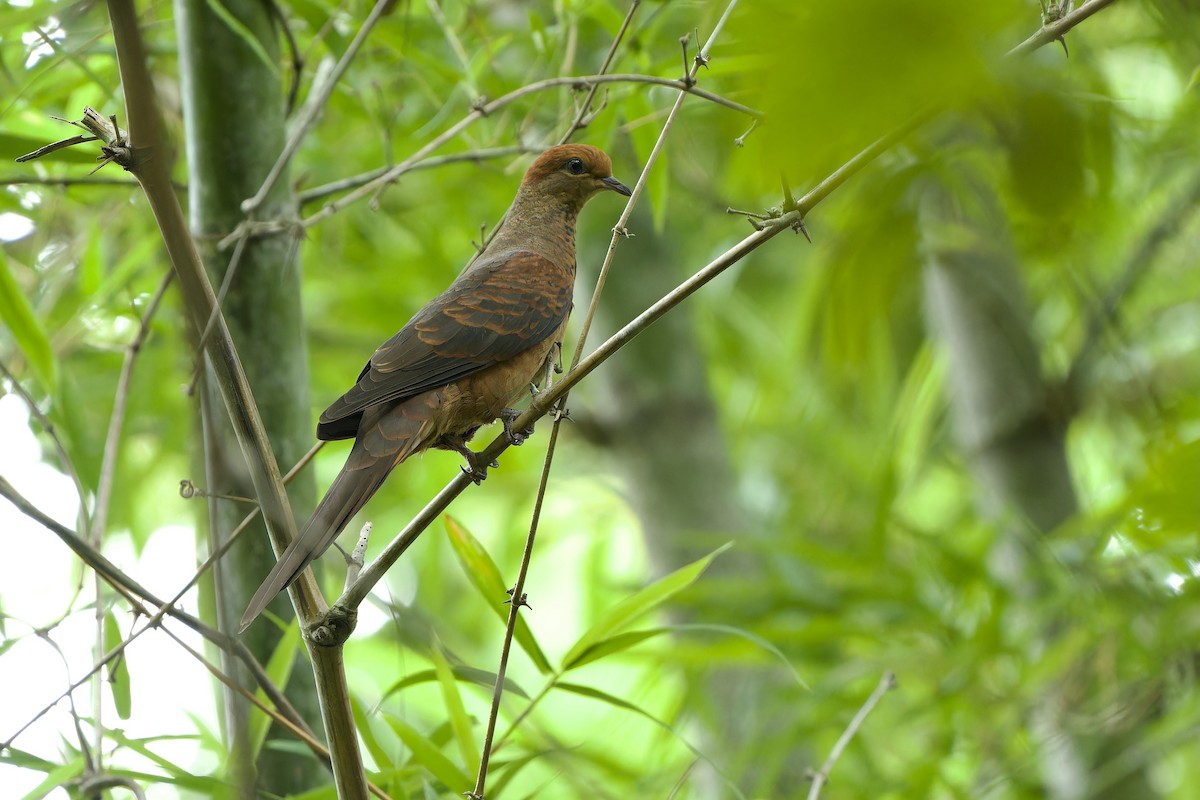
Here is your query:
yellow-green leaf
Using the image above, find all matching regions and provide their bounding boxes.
[561,543,730,670]
[0,248,56,393]
[384,713,472,792]
[432,643,479,772]
[444,516,552,673]
[103,610,131,720]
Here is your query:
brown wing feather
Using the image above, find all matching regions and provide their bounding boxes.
[317,250,572,440]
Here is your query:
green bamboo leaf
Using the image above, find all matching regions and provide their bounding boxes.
[17,755,85,800]
[431,644,480,772]
[561,628,669,671]
[384,713,472,792]
[561,543,731,670]
[103,610,131,720]
[444,516,552,673]
[555,682,746,800]
[381,666,529,702]
[248,623,301,760]
[0,248,56,393]
[672,623,809,689]
[351,695,393,772]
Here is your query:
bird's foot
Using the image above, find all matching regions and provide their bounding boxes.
[500,407,534,446]
[460,449,498,485]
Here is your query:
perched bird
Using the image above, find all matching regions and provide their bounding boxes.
[240,144,630,631]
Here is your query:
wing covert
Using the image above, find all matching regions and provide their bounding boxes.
[317,250,572,439]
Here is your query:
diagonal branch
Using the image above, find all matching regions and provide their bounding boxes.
[317,0,1121,647]
[103,0,366,795]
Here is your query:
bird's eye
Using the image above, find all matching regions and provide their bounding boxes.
[564,157,587,175]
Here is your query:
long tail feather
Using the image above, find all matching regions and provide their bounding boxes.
[239,398,434,631]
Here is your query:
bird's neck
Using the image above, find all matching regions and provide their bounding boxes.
[487,191,580,271]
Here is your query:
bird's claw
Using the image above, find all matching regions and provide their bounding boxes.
[500,407,534,446]
[460,451,497,484]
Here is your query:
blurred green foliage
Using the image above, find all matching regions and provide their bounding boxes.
[2,0,1200,798]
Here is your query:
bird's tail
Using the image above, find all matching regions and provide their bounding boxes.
[239,400,434,631]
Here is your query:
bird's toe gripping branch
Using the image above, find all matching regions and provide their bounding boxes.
[500,407,535,446]
[460,452,498,485]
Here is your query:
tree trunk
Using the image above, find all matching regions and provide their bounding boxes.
[919,176,1152,800]
[174,0,319,793]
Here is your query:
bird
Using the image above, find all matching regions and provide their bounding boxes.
[239,144,631,631]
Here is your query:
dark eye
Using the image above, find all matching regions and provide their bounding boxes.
[564,157,587,175]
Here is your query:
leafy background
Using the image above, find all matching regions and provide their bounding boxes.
[2,0,1199,798]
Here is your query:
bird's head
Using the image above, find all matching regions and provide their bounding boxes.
[520,144,632,209]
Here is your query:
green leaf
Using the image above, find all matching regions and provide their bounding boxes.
[0,248,56,392]
[431,643,480,772]
[103,610,131,720]
[444,516,552,673]
[16,755,85,800]
[351,695,393,772]
[555,682,746,800]
[561,543,731,670]
[561,627,669,671]
[381,666,529,701]
[248,622,302,760]
[384,712,472,793]
[672,623,809,690]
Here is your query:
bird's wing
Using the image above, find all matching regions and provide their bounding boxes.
[317,250,572,438]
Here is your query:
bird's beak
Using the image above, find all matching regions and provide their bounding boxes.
[601,175,632,196]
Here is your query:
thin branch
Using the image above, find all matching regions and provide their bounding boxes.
[297,146,539,206]
[0,175,149,188]
[241,0,393,214]
[302,73,759,230]
[92,269,173,543]
[556,1,641,143]
[806,672,897,800]
[0,361,91,537]
[0,445,323,755]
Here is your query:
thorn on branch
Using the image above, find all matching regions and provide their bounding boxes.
[1039,0,1071,56]
[504,587,531,610]
[780,173,811,242]
[692,28,710,71]
[472,223,487,254]
[613,225,634,238]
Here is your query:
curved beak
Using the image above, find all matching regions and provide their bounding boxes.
[601,175,632,196]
